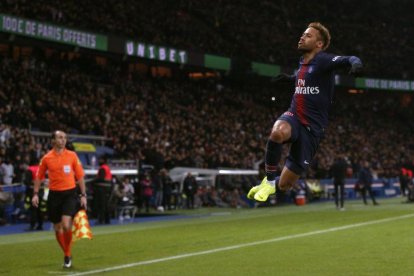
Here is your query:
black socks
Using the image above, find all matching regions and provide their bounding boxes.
[265,139,282,182]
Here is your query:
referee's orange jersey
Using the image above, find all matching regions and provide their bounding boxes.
[36,149,85,191]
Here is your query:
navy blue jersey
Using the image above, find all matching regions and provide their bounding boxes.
[288,51,359,136]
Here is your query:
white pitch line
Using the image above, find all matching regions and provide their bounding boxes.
[66,213,414,276]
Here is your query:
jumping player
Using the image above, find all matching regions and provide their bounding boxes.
[32,130,87,268]
[248,22,363,201]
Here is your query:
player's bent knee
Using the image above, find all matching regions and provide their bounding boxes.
[270,129,289,143]
[270,122,291,143]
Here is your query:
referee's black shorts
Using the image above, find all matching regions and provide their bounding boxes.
[47,188,79,223]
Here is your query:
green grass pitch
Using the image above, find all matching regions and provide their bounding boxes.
[0,198,413,275]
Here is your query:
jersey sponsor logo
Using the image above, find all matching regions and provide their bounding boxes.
[63,165,71,174]
[295,86,320,94]
[295,79,320,94]
[297,79,306,86]
[283,111,294,117]
[332,56,341,61]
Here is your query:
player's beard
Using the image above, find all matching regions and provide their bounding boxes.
[298,46,311,53]
[298,42,307,52]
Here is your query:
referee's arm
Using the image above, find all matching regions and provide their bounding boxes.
[32,179,42,207]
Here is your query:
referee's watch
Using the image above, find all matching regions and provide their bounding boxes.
[80,193,87,198]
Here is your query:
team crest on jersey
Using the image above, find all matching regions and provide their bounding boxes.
[308,66,313,73]
[63,165,71,174]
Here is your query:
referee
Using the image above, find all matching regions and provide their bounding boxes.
[32,130,87,268]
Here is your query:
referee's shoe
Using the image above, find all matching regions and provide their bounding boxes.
[63,256,72,268]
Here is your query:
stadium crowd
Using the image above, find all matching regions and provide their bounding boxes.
[0,49,413,224]
[0,51,413,179]
[0,0,412,79]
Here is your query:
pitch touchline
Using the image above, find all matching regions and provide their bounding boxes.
[67,214,414,276]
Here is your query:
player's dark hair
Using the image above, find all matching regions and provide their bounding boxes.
[308,22,331,50]
[51,131,57,140]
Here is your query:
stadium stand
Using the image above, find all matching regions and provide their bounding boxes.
[0,52,412,174]
[0,0,412,78]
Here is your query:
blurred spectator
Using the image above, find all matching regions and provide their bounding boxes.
[24,163,45,231]
[331,154,348,210]
[229,188,248,208]
[0,186,14,225]
[357,161,379,205]
[139,173,153,213]
[183,172,197,209]
[160,169,173,210]
[407,177,414,202]
[0,158,14,185]
[113,176,135,219]
[206,186,229,208]
[92,157,112,224]
[0,123,11,146]
[152,170,163,209]
[399,168,412,197]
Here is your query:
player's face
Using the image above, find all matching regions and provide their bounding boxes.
[298,27,323,52]
[53,131,67,150]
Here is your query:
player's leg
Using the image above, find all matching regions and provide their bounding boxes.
[61,189,79,268]
[334,182,339,209]
[61,215,73,268]
[47,191,68,258]
[53,221,71,269]
[340,183,345,209]
[266,120,292,183]
[253,154,300,202]
[361,186,368,204]
[248,119,293,200]
[367,185,378,205]
[278,165,301,191]
[255,124,321,201]
[54,223,66,252]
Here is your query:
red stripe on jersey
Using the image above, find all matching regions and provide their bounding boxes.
[295,65,309,125]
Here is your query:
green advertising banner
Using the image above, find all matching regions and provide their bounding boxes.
[125,41,188,64]
[204,54,231,71]
[356,77,414,92]
[252,62,280,77]
[0,14,108,51]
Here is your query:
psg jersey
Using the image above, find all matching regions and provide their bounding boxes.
[288,51,357,136]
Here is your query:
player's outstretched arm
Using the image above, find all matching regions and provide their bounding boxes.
[348,56,363,75]
[324,54,363,75]
[272,73,296,83]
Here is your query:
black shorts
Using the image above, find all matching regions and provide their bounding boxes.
[47,188,79,223]
[278,112,321,175]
